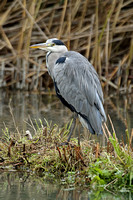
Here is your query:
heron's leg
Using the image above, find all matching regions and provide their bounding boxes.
[78,126,80,146]
[67,113,78,142]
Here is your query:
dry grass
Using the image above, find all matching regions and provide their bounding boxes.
[0,0,133,92]
[0,119,133,190]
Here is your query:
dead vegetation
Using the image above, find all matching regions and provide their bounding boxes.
[0,0,133,92]
[0,119,133,190]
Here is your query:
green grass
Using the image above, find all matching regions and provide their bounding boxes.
[0,120,133,193]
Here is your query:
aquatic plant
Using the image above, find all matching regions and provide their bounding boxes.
[0,119,133,193]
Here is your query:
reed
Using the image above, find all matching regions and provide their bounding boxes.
[0,0,133,92]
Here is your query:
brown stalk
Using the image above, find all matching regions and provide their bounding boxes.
[108,0,123,58]
[85,15,95,58]
[63,146,68,163]
[0,26,16,56]
[71,0,81,20]
[0,0,133,90]
[102,125,109,141]
[75,146,86,166]
[104,122,112,138]
[18,0,47,39]
[105,18,110,93]
[129,129,133,148]
[95,142,99,158]
[0,0,18,26]
[7,140,16,157]
[94,0,99,70]
[56,146,62,159]
[74,0,89,49]
[66,0,72,50]
[58,0,68,39]
[102,67,119,88]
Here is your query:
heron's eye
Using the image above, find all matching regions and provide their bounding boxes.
[51,43,55,46]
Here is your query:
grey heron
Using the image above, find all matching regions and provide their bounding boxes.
[30,38,106,142]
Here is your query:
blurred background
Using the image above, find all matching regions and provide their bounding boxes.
[0,0,133,91]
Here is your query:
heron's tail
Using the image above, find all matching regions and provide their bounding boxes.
[78,114,103,135]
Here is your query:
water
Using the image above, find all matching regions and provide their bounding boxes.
[0,172,132,200]
[0,90,133,141]
[0,90,70,134]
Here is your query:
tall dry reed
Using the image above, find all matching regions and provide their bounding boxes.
[0,0,133,92]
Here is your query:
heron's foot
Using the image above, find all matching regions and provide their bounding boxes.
[60,141,69,146]
[57,141,75,148]
[56,141,68,147]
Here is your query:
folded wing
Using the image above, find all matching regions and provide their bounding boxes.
[53,51,106,134]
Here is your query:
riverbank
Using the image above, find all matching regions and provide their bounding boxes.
[0,120,133,192]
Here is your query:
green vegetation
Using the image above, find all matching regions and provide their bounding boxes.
[0,119,133,193]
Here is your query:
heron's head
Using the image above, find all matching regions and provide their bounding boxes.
[30,38,68,53]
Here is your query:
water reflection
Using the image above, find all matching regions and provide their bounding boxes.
[0,90,71,134]
[0,172,132,200]
[0,89,133,142]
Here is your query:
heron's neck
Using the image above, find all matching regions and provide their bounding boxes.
[46,50,67,79]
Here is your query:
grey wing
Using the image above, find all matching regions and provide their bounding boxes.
[53,52,106,134]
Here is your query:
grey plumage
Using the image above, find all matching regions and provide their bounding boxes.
[30,38,106,136]
[54,51,106,134]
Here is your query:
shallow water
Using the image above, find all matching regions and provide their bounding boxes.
[0,90,133,142]
[0,172,132,200]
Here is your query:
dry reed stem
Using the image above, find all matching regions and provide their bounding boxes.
[0,0,18,26]
[105,18,109,93]
[102,125,109,141]
[108,98,128,127]
[18,0,48,39]
[58,0,68,39]
[0,26,16,56]
[0,0,133,91]
[74,0,89,49]
[104,122,112,138]
[95,142,99,158]
[129,128,133,148]
[108,0,123,58]
[85,14,95,59]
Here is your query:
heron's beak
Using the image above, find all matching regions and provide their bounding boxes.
[30,43,48,49]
